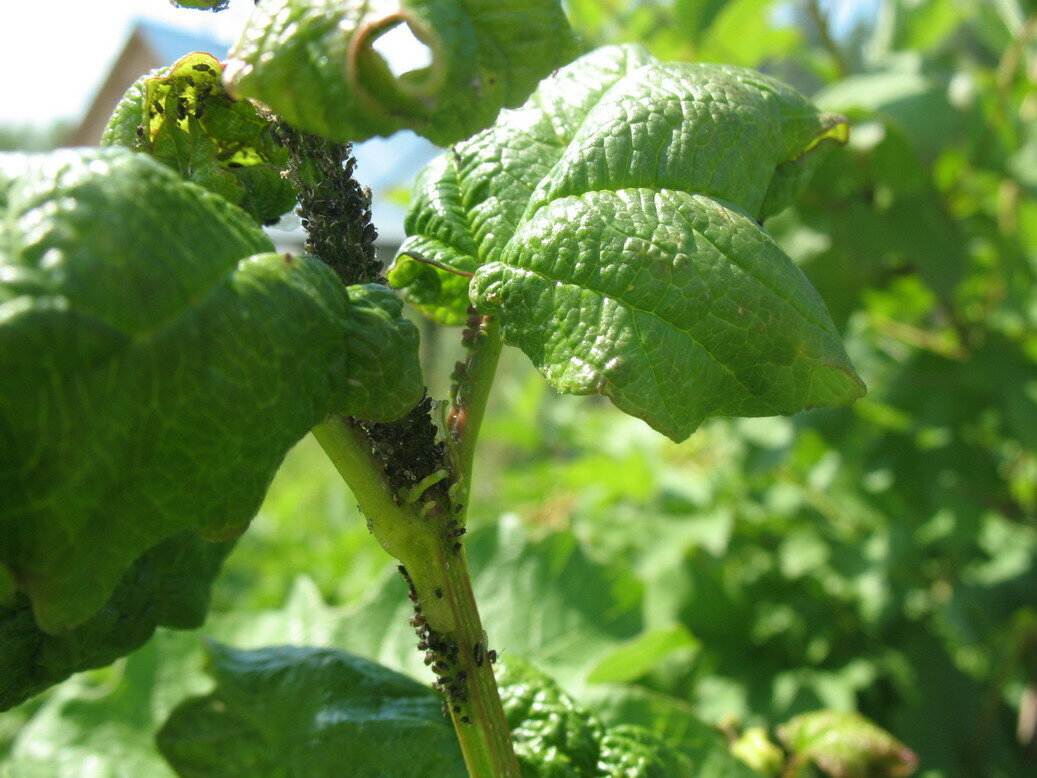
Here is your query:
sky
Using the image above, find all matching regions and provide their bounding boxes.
[0,0,254,128]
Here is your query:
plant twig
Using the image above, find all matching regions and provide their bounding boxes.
[807,0,850,78]
[312,415,520,777]
[445,311,504,516]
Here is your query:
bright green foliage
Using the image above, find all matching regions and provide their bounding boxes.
[157,643,468,777]
[585,625,698,685]
[565,0,801,68]
[0,148,422,637]
[390,44,657,325]
[396,44,863,441]
[102,52,297,225]
[223,0,580,146]
[495,656,759,777]
[0,533,232,712]
[778,711,918,778]
[496,657,603,775]
[730,728,784,776]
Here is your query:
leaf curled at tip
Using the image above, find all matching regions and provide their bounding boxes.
[222,0,580,146]
[103,52,296,225]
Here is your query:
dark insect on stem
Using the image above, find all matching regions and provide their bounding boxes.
[473,642,484,666]
[487,649,498,664]
[460,716,472,725]
[435,587,443,598]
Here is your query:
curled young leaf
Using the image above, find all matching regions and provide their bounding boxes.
[0,148,422,636]
[223,0,580,145]
[102,52,297,225]
[396,44,864,440]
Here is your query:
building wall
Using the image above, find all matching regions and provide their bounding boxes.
[66,35,156,147]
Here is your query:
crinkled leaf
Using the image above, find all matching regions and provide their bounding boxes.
[102,52,296,225]
[395,44,863,440]
[0,533,232,712]
[157,643,468,778]
[495,656,604,775]
[778,711,919,778]
[0,148,422,636]
[391,44,658,324]
[223,0,580,146]
[497,657,760,778]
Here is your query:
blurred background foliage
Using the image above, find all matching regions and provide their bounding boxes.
[2,1,1035,776]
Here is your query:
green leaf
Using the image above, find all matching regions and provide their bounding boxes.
[223,0,581,146]
[4,578,354,775]
[157,643,468,778]
[391,44,658,324]
[586,625,699,684]
[397,44,863,440]
[0,148,422,637]
[496,656,760,778]
[696,0,801,68]
[778,710,918,778]
[102,52,297,225]
[3,633,198,778]
[730,728,784,777]
[0,534,231,712]
[495,656,604,776]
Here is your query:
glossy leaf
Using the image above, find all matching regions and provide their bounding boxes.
[0,148,422,636]
[396,44,862,440]
[495,656,604,775]
[223,0,580,146]
[157,643,468,778]
[496,656,759,778]
[102,52,296,225]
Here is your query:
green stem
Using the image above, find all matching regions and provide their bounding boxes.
[313,414,520,777]
[446,314,504,513]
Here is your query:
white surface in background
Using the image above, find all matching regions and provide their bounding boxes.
[370,20,434,79]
